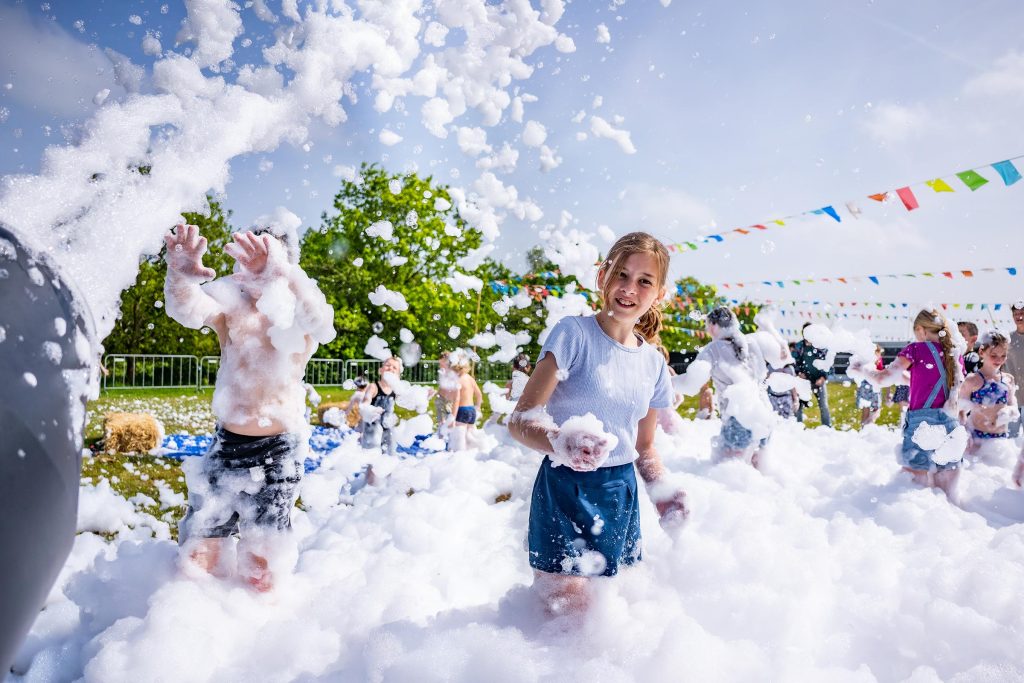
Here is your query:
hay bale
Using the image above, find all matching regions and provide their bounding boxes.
[103,412,164,454]
[316,401,350,425]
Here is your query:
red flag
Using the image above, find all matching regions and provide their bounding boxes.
[752,224,768,230]
[895,187,919,211]
[942,272,953,279]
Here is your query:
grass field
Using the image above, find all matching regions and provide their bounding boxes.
[82,380,901,538]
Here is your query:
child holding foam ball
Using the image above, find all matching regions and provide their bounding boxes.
[509,232,687,615]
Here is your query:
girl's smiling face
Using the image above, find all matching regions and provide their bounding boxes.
[601,252,665,318]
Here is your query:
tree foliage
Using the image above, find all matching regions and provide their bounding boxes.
[302,164,504,360]
[661,276,759,351]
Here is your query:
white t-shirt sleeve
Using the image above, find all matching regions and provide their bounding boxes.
[537,317,582,373]
[649,357,674,409]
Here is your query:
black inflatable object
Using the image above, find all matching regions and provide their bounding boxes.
[0,223,94,675]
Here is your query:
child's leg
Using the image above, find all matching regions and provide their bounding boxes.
[933,468,961,503]
[449,424,467,451]
[533,570,590,615]
[184,537,231,578]
[901,467,931,487]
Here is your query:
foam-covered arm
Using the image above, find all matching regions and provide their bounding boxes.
[286,265,337,345]
[163,225,222,330]
[849,356,909,389]
[508,355,561,455]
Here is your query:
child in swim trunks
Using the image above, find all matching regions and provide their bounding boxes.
[447,348,483,451]
[165,222,335,591]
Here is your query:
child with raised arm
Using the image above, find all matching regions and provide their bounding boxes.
[959,330,1017,460]
[165,222,335,592]
[447,349,483,451]
[509,232,687,615]
[677,307,771,467]
[851,309,966,501]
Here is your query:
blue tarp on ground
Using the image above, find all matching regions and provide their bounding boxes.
[160,427,443,473]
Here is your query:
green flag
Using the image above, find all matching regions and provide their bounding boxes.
[956,169,989,191]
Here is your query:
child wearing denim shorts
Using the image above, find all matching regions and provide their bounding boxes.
[508,232,688,615]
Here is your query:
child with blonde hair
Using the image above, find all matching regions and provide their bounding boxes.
[447,348,483,451]
[509,231,687,615]
[852,309,966,501]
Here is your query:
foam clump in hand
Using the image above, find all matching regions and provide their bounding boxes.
[549,413,619,472]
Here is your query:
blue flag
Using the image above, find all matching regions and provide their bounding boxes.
[993,160,1022,186]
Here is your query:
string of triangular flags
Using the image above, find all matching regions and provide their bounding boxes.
[666,155,1023,254]
[725,298,1011,312]
[711,266,1017,290]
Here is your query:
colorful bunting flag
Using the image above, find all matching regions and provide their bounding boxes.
[956,169,989,191]
[895,186,919,211]
[664,153,1022,254]
[925,178,955,192]
[992,160,1021,186]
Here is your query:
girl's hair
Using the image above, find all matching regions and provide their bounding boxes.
[655,345,670,363]
[912,309,957,392]
[707,306,748,362]
[511,352,532,373]
[439,350,450,360]
[597,231,670,345]
[978,329,1009,351]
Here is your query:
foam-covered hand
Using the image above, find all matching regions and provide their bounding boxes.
[647,477,689,529]
[164,224,216,280]
[225,231,284,277]
[556,431,611,471]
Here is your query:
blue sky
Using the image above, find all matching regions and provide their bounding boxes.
[2,0,1024,339]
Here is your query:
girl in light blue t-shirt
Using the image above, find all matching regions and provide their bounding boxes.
[509,232,688,616]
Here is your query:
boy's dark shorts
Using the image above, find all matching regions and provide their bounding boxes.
[179,428,302,541]
[455,406,477,424]
[528,456,641,577]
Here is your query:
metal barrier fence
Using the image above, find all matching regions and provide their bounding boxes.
[305,358,347,386]
[199,356,221,389]
[102,354,514,390]
[102,354,201,390]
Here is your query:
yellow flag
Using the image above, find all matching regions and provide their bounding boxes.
[926,178,955,193]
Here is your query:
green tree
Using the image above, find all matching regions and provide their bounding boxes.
[301,164,498,359]
[660,276,760,352]
[102,197,234,356]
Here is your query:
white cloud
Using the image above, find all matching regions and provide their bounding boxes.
[0,4,126,118]
[862,103,935,143]
[964,51,1024,98]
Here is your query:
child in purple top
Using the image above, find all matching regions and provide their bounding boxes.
[897,342,951,410]
[852,308,966,502]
